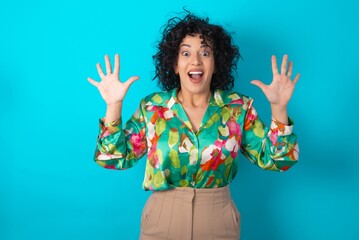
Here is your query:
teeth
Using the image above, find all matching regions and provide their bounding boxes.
[189,71,203,74]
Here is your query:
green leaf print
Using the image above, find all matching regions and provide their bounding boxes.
[205,113,220,128]
[168,128,179,148]
[155,118,166,136]
[151,94,163,104]
[169,149,180,168]
[154,171,165,188]
[156,149,163,165]
[225,164,231,178]
[228,93,241,101]
[215,178,223,186]
[144,163,154,188]
[253,120,265,138]
[126,152,136,160]
[180,179,189,187]
[221,107,230,124]
[181,165,188,175]
[107,143,121,154]
[195,169,203,184]
[246,149,259,164]
[218,125,229,137]
[146,162,154,175]
[225,155,233,165]
[246,148,277,170]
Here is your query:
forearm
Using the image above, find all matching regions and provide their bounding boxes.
[270,104,288,125]
[95,101,148,170]
[104,102,122,124]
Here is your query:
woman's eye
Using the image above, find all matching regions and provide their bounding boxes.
[201,51,210,57]
[181,51,190,56]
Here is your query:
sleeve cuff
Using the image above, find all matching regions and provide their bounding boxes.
[270,118,294,136]
[99,118,122,137]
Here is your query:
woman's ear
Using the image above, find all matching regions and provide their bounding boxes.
[174,64,178,75]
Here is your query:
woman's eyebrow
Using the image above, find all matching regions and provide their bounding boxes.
[180,44,191,48]
[180,44,210,48]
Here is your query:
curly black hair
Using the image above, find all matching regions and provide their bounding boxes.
[153,12,241,91]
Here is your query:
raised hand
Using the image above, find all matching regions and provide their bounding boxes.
[88,54,139,106]
[251,54,300,107]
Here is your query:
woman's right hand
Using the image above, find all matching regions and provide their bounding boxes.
[88,54,139,106]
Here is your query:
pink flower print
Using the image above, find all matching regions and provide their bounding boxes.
[104,164,117,170]
[230,99,244,105]
[227,117,241,136]
[214,139,223,149]
[130,131,146,158]
[269,130,278,145]
[101,129,111,138]
[148,106,173,120]
[157,107,173,120]
[157,108,166,118]
[147,105,157,112]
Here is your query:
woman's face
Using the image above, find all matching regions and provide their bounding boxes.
[174,34,215,95]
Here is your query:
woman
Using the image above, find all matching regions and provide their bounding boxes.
[88,13,300,240]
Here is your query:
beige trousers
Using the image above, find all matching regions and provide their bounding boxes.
[140,186,240,240]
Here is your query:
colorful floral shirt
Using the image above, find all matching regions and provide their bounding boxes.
[94,88,299,191]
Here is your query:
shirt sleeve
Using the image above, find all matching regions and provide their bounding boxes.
[240,99,299,172]
[94,100,148,170]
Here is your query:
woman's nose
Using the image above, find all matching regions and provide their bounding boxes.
[191,54,202,65]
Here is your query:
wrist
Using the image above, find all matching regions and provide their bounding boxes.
[270,104,288,124]
[270,103,287,111]
[107,101,122,108]
[105,102,122,124]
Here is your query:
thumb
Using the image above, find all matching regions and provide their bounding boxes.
[251,80,267,92]
[87,77,99,88]
[125,76,140,87]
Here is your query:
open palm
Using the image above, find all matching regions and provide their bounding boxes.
[251,55,300,107]
[88,54,139,105]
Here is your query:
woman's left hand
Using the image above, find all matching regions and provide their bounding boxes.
[251,54,300,107]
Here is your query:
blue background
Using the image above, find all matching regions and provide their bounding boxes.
[1,0,358,239]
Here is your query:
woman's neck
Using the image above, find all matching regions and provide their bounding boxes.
[177,88,211,108]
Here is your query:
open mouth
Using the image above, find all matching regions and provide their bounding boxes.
[188,71,203,83]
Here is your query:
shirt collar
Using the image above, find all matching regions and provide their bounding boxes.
[144,88,237,109]
[166,88,230,109]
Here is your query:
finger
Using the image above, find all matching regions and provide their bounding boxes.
[293,73,300,84]
[96,63,105,79]
[125,76,140,87]
[87,77,99,87]
[105,54,112,75]
[114,54,120,76]
[251,80,268,92]
[287,61,293,77]
[281,54,288,75]
[271,55,279,75]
